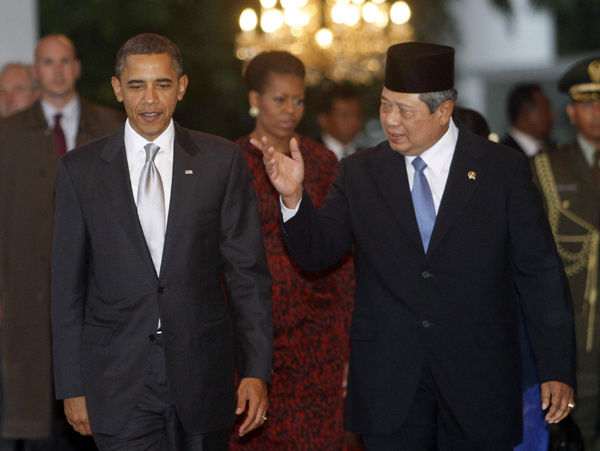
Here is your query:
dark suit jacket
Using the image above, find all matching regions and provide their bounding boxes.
[0,99,124,438]
[51,124,273,435]
[500,134,526,154]
[281,125,575,441]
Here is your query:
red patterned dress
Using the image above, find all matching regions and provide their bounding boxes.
[229,135,355,451]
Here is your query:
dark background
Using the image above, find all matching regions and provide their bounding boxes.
[38,0,600,141]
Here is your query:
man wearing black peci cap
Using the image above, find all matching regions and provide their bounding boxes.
[255,42,576,449]
[532,56,600,449]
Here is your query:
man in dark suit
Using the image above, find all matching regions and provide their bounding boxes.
[532,56,600,449]
[315,82,363,160]
[0,34,123,450]
[257,42,575,449]
[500,83,555,158]
[51,34,272,450]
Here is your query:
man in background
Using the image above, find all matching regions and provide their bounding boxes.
[0,62,38,119]
[533,56,600,450]
[316,82,363,160]
[501,83,555,157]
[0,34,123,449]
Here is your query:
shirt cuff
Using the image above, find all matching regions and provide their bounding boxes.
[280,196,302,222]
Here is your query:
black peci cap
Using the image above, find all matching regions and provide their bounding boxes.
[384,42,455,94]
[558,57,600,101]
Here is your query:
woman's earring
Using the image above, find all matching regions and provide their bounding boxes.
[249,106,260,118]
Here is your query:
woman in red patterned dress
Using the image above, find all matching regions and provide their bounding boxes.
[229,51,354,451]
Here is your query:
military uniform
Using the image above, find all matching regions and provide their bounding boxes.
[533,55,600,449]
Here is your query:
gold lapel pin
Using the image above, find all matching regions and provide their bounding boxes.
[185,170,193,175]
[468,171,476,180]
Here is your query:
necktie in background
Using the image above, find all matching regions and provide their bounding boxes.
[411,156,436,252]
[53,113,67,156]
[137,143,166,274]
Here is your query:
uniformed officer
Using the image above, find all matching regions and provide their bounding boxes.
[534,55,600,450]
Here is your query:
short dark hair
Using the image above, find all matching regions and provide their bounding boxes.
[316,82,360,115]
[452,106,491,138]
[507,83,542,125]
[243,51,305,93]
[115,33,183,79]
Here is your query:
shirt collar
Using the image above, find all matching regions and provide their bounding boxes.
[124,119,175,164]
[405,118,458,174]
[40,94,80,128]
[322,133,357,159]
[509,127,544,157]
[577,134,598,167]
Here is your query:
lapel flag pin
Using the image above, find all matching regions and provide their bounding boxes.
[468,171,476,180]
[185,170,193,175]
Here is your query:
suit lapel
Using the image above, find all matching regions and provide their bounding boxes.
[374,143,423,252]
[426,130,487,259]
[100,127,157,276]
[160,125,200,276]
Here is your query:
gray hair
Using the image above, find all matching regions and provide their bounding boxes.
[419,89,457,113]
[0,63,38,90]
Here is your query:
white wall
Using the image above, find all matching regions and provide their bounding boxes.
[0,0,38,68]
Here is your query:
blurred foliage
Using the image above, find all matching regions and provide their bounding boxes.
[39,0,599,140]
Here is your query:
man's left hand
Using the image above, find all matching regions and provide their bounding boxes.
[541,380,575,423]
[236,377,268,436]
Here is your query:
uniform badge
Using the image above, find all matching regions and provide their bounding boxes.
[588,60,600,83]
[468,171,476,180]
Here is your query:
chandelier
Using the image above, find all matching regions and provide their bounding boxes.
[235,0,414,85]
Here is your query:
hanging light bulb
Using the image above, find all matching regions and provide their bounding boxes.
[315,28,333,48]
[362,2,379,23]
[235,0,415,85]
[239,8,258,31]
[261,9,284,32]
[390,1,411,24]
[344,4,361,26]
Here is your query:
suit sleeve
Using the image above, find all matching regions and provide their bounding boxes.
[508,154,576,387]
[220,148,274,382]
[280,159,354,272]
[51,159,89,399]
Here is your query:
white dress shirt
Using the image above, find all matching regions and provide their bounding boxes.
[404,119,458,213]
[576,134,599,168]
[508,127,544,158]
[41,95,81,151]
[124,119,174,330]
[124,119,174,227]
[282,119,459,220]
[321,133,358,160]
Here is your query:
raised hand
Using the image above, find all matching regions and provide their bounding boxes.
[251,136,304,209]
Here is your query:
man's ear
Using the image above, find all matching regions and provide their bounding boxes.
[437,100,454,125]
[111,76,123,103]
[565,103,576,126]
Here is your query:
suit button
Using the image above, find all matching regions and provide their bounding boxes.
[421,271,432,278]
[149,334,155,342]
[158,287,168,294]
[422,321,431,328]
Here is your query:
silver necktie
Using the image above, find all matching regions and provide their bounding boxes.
[137,143,165,274]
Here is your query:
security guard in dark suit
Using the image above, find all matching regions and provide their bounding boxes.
[534,55,600,450]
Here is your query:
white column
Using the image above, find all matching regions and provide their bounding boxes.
[0,0,38,67]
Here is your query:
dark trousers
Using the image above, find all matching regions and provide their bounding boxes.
[93,336,229,451]
[361,359,516,451]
